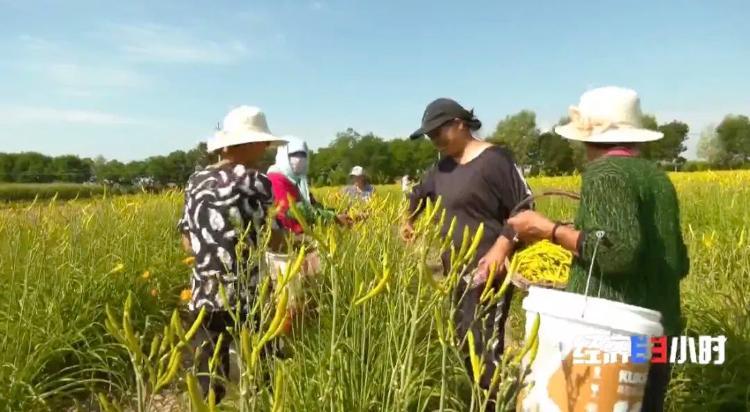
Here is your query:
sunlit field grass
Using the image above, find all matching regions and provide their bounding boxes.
[1,171,748,411]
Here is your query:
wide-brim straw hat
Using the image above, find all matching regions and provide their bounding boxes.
[206,106,287,152]
[554,87,663,143]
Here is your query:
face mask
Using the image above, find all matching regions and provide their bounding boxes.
[289,155,308,175]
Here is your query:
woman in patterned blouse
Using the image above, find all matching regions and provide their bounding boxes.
[178,105,286,402]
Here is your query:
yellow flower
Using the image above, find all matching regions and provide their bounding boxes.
[107,263,125,275]
[141,270,151,280]
[150,288,159,297]
[702,232,716,249]
[182,256,196,265]
[180,288,192,302]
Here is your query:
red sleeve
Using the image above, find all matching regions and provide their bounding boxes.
[267,172,304,234]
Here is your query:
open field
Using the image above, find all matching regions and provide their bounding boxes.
[1,171,748,411]
[0,183,139,203]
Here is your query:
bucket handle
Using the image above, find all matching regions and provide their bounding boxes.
[510,190,581,217]
[581,230,606,317]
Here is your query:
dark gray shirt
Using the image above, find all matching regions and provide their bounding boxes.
[409,146,531,269]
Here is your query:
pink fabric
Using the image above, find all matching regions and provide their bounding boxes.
[267,172,304,234]
[604,146,639,157]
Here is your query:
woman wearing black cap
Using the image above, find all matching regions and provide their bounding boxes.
[403,98,531,395]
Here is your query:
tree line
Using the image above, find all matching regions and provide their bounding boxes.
[0,145,214,186]
[1,111,748,187]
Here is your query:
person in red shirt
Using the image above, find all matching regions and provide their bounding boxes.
[267,136,349,233]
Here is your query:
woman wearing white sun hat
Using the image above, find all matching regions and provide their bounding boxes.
[507,87,689,411]
[177,105,286,403]
[342,165,375,201]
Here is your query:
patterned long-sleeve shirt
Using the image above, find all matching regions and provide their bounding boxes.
[567,156,690,335]
[178,162,274,312]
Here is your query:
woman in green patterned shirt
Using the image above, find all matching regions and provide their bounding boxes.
[507,86,689,412]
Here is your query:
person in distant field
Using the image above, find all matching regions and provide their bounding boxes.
[507,87,689,411]
[178,105,285,403]
[267,136,352,233]
[402,97,531,406]
[342,166,375,201]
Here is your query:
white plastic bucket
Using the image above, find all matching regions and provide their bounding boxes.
[263,250,321,313]
[518,286,663,412]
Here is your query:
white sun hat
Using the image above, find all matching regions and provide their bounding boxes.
[350,166,365,176]
[206,106,287,152]
[554,87,663,143]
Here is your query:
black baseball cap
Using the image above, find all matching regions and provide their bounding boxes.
[409,98,480,140]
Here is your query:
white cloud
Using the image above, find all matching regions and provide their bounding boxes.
[0,106,138,125]
[110,23,251,64]
[17,35,148,97]
[45,63,147,90]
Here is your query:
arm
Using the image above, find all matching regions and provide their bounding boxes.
[506,212,581,254]
[309,193,340,220]
[552,225,581,256]
[401,169,436,240]
[406,169,436,224]
[181,234,192,253]
[177,190,193,254]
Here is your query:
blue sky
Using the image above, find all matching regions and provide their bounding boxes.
[0,0,748,161]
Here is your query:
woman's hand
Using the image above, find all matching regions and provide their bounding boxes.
[180,233,193,254]
[475,236,513,283]
[507,211,556,243]
[400,221,416,242]
[336,214,354,226]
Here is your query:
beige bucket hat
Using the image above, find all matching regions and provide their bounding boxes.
[206,106,287,152]
[555,86,664,143]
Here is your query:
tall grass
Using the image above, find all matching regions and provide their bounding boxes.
[1,172,749,411]
[0,183,136,203]
[0,193,187,410]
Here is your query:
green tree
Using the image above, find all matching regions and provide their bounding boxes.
[186,142,215,169]
[308,128,362,185]
[12,152,52,183]
[640,119,689,163]
[91,155,108,182]
[716,114,750,166]
[144,156,170,185]
[99,160,127,183]
[49,155,90,182]
[488,110,539,168]
[697,124,730,167]
[536,132,575,175]
[640,114,658,131]
[164,151,191,183]
[0,153,15,182]
[123,161,147,183]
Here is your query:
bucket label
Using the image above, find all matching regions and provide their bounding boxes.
[572,335,727,365]
[547,350,649,412]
